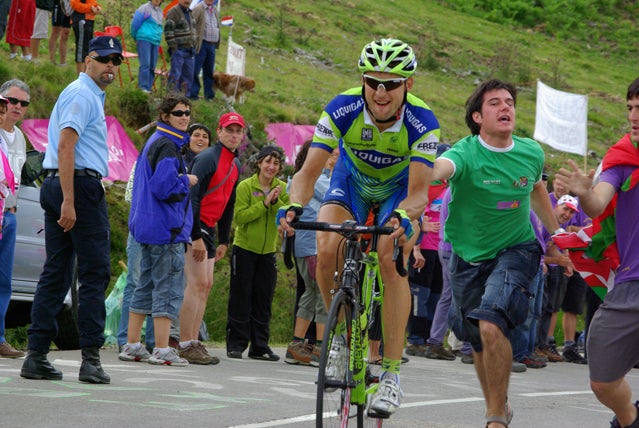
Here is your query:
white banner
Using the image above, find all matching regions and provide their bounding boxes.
[534,80,588,156]
[226,37,245,76]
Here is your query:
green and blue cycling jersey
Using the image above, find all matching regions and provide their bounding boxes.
[311,87,440,225]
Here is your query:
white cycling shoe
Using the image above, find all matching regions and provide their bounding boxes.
[368,377,403,416]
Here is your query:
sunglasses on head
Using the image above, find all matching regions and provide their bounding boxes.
[170,110,191,117]
[5,96,30,107]
[90,55,123,66]
[362,74,407,92]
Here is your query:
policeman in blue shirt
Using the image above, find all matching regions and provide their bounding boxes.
[21,36,123,384]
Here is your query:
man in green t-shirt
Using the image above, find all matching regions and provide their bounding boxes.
[432,79,562,428]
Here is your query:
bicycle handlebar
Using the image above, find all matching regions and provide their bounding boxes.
[283,220,408,277]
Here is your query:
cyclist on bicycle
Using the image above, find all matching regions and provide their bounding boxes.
[279,38,440,416]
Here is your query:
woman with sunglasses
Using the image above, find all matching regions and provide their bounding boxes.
[279,38,441,418]
[120,94,198,367]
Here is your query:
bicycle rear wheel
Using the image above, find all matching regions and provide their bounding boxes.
[316,290,354,427]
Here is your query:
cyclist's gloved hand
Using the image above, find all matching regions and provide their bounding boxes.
[276,203,304,226]
[392,208,414,239]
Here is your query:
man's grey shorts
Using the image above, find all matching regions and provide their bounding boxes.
[588,281,639,383]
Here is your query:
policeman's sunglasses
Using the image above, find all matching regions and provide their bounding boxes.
[170,110,191,117]
[90,55,123,66]
[363,75,407,92]
[6,97,30,107]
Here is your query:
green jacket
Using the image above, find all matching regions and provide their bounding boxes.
[232,173,289,254]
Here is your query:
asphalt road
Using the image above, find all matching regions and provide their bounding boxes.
[1,346,636,427]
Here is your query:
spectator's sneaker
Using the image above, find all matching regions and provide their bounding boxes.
[425,343,456,361]
[461,354,474,364]
[541,344,565,362]
[149,347,189,366]
[563,346,588,365]
[517,355,547,369]
[368,377,403,417]
[285,340,313,365]
[309,344,320,367]
[179,342,214,365]
[511,361,527,373]
[405,343,427,357]
[248,349,280,361]
[0,341,25,358]
[119,344,152,362]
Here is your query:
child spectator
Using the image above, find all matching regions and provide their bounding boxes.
[131,0,163,94]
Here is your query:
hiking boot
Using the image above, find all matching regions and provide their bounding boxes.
[0,341,25,358]
[540,344,564,362]
[563,346,588,365]
[368,376,403,416]
[405,343,427,357]
[511,361,527,373]
[79,347,110,384]
[517,355,547,369]
[533,348,549,363]
[119,343,152,362]
[196,342,219,365]
[179,342,214,365]
[285,340,313,365]
[149,347,189,366]
[425,343,456,361]
[20,350,63,380]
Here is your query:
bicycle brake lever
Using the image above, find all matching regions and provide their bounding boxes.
[393,238,408,277]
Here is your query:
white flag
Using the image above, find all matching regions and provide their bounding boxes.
[226,37,245,76]
[534,80,588,156]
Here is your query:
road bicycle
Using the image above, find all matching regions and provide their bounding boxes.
[289,215,406,428]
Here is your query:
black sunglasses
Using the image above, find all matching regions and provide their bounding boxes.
[6,96,30,107]
[170,110,191,117]
[90,55,123,66]
[363,74,407,92]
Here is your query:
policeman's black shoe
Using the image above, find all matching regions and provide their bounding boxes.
[79,347,111,384]
[20,350,63,380]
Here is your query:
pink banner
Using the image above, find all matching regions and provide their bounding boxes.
[21,116,139,182]
[264,123,315,165]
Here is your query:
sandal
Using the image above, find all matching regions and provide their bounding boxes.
[485,399,513,427]
[485,416,509,427]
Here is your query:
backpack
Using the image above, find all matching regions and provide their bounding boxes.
[60,0,73,17]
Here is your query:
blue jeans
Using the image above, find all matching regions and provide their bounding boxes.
[117,233,155,348]
[189,41,216,99]
[130,242,185,319]
[169,48,195,94]
[0,211,17,343]
[136,40,159,92]
[407,281,440,345]
[448,240,541,352]
[510,264,544,360]
[28,176,111,353]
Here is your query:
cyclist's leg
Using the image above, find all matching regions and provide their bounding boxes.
[378,228,419,363]
[316,203,355,311]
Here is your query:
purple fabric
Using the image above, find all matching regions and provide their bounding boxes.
[600,165,639,283]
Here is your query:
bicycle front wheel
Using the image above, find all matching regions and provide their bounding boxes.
[316,290,354,427]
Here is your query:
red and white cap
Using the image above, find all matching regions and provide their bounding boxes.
[557,195,578,211]
[218,112,246,128]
